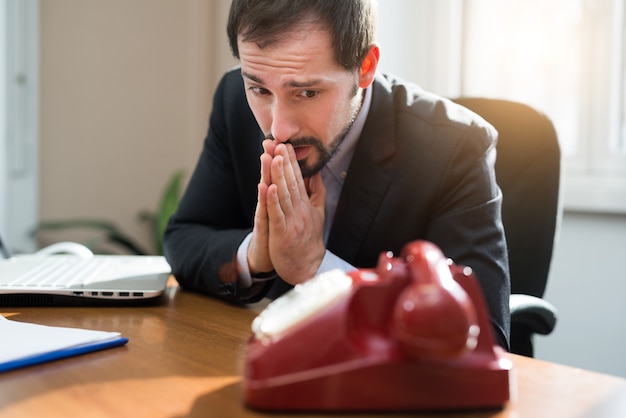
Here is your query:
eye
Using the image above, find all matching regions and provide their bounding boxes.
[248,86,271,95]
[298,90,319,99]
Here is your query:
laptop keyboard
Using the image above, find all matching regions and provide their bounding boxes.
[2,257,108,288]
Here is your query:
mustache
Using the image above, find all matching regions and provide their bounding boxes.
[263,135,329,156]
[287,137,321,148]
[263,134,316,145]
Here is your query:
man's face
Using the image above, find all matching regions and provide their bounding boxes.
[238,23,363,177]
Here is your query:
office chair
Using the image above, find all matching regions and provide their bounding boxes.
[452,97,560,357]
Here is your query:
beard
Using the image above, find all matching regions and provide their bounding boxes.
[286,119,355,177]
[264,119,356,178]
[270,84,362,178]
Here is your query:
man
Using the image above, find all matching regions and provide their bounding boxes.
[164,0,510,349]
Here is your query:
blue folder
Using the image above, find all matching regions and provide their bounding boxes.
[0,336,129,373]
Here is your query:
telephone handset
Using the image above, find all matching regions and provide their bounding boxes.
[244,240,512,412]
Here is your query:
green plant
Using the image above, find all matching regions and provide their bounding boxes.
[34,170,185,255]
[145,169,185,255]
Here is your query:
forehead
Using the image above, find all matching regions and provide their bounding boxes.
[237,24,346,80]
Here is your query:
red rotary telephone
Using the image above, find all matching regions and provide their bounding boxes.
[243,240,512,412]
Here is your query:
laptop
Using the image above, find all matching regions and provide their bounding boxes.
[0,233,171,306]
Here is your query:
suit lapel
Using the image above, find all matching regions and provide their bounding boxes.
[327,75,396,263]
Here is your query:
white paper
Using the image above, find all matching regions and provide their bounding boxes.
[0,314,122,363]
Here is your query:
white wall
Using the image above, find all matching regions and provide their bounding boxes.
[37,0,236,254]
[376,0,463,97]
[535,212,626,378]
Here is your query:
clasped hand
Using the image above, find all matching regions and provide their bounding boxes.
[247,140,327,285]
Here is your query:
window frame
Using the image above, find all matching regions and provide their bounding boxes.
[0,0,39,253]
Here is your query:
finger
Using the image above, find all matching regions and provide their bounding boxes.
[284,143,308,197]
[270,154,296,216]
[252,183,270,250]
[249,183,273,274]
[276,144,304,203]
[265,183,287,233]
[262,139,276,155]
[255,182,269,224]
[260,152,272,186]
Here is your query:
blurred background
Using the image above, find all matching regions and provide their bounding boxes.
[1,0,625,379]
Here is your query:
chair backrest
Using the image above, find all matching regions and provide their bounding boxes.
[452,98,561,299]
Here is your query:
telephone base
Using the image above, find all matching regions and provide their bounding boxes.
[245,349,512,412]
[243,241,513,412]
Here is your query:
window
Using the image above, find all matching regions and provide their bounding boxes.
[461,0,626,212]
[377,0,626,213]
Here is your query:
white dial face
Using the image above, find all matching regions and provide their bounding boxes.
[251,269,353,340]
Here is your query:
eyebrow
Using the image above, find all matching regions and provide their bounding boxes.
[241,71,322,88]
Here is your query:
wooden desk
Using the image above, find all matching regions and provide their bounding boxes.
[1,283,624,418]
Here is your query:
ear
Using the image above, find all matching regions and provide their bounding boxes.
[358,44,380,89]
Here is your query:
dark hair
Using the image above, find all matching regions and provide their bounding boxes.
[227,0,377,71]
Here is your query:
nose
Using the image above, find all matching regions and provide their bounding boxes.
[270,100,300,143]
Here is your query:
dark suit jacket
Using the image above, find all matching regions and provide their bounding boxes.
[164,69,511,348]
